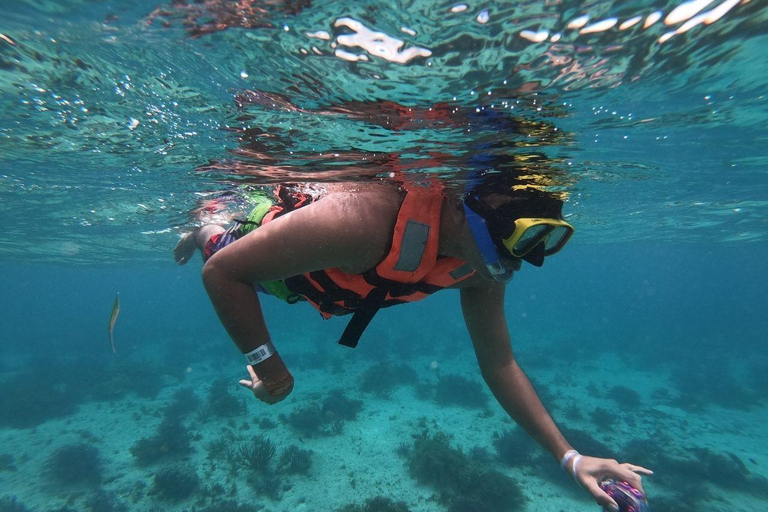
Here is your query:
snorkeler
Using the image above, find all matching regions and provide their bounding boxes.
[175,173,653,512]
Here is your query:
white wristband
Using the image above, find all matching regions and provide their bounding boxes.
[571,454,583,484]
[243,340,276,365]
[560,449,579,471]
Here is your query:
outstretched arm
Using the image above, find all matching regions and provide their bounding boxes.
[460,283,572,458]
[460,284,652,511]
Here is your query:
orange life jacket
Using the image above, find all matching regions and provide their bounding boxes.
[276,181,476,348]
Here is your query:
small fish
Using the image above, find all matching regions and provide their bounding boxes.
[108,292,120,353]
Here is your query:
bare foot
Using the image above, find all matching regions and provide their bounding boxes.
[174,231,198,265]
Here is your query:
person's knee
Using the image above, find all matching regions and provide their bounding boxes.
[201,255,224,291]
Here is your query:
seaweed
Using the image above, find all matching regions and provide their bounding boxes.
[0,373,81,428]
[45,443,102,486]
[559,426,613,460]
[130,417,193,466]
[406,431,525,512]
[194,500,262,512]
[151,466,200,501]
[0,454,15,472]
[165,387,201,420]
[276,445,313,475]
[688,448,768,497]
[245,472,283,501]
[88,361,165,401]
[321,391,363,421]
[563,401,584,421]
[649,495,701,512]
[231,436,276,474]
[359,362,418,398]
[258,417,277,429]
[589,407,616,430]
[0,496,31,512]
[336,496,413,512]
[493,428,538,468]
[204,378,246,418]
[84,490,127,512]
[605,385,642,409]
[671,357,755,411]
[283,391,362,438]
[620,439,768,499]
[206,434,235,461]
[433,374,489,409]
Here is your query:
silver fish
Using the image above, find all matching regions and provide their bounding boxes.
[109,292,120,353]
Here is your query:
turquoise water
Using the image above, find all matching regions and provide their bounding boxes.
[1,1,767,511]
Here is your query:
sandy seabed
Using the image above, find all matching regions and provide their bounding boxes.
[1,340,767,512]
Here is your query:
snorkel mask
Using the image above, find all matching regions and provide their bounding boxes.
[463,191,574,282]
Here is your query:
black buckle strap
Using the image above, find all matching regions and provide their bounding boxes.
[284,274,350,316]
[338,287,389,348]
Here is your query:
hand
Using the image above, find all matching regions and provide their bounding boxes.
[571,455,653,512]
[238,365,292,405]
[174,231,198,265]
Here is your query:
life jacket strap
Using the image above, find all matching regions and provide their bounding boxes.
[284,273,350,317]
[337,287,389,348]
[362,268,442,297]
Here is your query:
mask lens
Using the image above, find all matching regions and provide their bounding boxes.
[543,225,571,254]
[513,225,549,255]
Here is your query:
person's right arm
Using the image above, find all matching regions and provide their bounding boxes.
[201,191,398,403]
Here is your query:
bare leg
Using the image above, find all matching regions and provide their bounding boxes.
[174,225,226,265]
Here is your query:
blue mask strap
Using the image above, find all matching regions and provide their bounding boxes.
[463,203,511,282]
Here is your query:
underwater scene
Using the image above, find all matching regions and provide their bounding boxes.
[1,0,767,511]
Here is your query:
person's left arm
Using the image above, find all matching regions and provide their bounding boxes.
[460,283,652,511]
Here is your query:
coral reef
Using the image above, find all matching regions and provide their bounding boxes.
[151,466,200,501]
[130,417,193,466]
[433,374,489,409]
[336,496,413,512]
[45,443,102,486]
[405,431,525,512]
